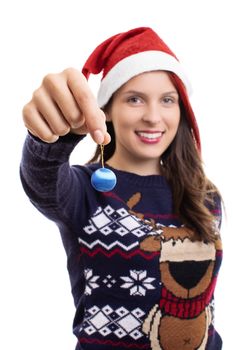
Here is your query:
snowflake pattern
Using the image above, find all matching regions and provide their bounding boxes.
[120,270,156,296]
[84,269,100,295]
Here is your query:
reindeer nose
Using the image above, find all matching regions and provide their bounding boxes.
[169,260,211,290]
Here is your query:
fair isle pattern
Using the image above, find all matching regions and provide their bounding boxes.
[81,305,145,340]
[84,269,100,295]
[79,238,139,251]
[80,245,158,260]
[120,270,156,296]
[84,269,156,296]
[79,202,222,350]
[83,205,154,238]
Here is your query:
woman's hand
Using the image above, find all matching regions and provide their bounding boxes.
[22,68,110,144]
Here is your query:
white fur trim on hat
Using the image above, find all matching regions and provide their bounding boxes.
[97,50,192,108]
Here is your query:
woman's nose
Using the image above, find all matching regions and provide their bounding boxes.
[142,102,162,124]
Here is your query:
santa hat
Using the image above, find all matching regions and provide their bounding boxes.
[82,27,201,150]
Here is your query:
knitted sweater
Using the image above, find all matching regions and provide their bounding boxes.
[20,133,223,350]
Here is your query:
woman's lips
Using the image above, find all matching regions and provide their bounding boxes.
[136,131,164,144]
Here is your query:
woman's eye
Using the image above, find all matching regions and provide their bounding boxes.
[163,96,174,104]
[127,96,142,104]
[162,95,179,105]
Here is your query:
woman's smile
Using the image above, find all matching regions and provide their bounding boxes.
[135,130,164,144]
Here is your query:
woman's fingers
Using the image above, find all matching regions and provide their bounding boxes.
[66,68,109,144]
[32,87,71,136]
[22,68,111,144]
[42,71,84,129]
[23,103,59,143]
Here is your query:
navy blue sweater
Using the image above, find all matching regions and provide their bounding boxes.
[20,133,223,350]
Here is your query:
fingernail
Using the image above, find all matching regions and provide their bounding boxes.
[93,129,104,144]
[103,132,111,145]
[71,123,78,129]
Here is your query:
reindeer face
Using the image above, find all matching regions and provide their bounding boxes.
[140,226,220,299]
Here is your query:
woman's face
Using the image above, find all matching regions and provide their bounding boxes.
[106,71,180,175]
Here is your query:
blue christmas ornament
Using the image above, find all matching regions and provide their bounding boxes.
[91,144,117,192]
[91,167,117,192]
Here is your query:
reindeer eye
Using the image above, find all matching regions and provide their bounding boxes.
[172,241,176,246]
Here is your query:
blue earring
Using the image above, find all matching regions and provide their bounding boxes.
[91,144,117,192]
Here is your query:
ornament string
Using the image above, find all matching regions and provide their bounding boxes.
[100,144,105,168]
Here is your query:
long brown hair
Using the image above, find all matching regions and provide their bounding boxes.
[88,72,221,242]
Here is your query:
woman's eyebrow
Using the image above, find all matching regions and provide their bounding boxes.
[161,90,179,96]
[121,90,144,95]
[121,90,179,96]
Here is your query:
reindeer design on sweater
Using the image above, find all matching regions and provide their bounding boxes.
[127,193,222,350]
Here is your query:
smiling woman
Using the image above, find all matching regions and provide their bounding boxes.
[104,71,181,175]
[20,26,223,350]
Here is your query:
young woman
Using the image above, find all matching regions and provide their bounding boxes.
[20,27,223,349]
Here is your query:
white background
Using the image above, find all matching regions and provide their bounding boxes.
[0,0,232,349]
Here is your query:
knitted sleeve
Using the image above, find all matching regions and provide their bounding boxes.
[20,132,86,224]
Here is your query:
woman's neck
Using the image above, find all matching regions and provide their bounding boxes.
[107,154,162,176]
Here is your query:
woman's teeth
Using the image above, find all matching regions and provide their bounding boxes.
[137,132,163,139]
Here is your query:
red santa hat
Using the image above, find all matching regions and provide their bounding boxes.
[82,27,201,150]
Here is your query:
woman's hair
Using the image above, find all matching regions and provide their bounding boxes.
[88,72,221,242]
